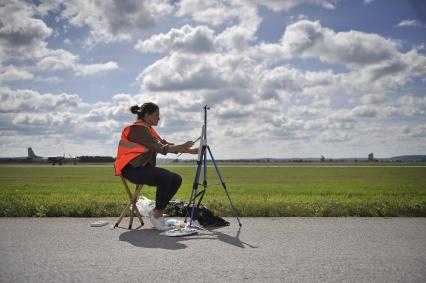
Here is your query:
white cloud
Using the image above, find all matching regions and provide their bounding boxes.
[0,86,129,156]
[84,100,132,123]
[288,106,321,117]
[36,49,79,71]
[280,20,399,66]
[130,14,425,159]
[0,1,120,79]
[360,93,386,105]
[135,25,215,54]
[251,0,339,11]
[406,124,426,138]
[255,20,426,96]
[256,19,404,74]
[75,61,118,76]
[176,0,241,26]
[36,49,118,76]
[320,131,351,143]
[350,105,378,117]
[59,0,173,43]
[0,86,81,113]
[395,20,421,28]
[176,0,261,51]
[398,95,426,116]
[138,53,254,94]
[0,66,34,82]
[34,76,63,83]
[12,113,71,127]
[342,47,426,93]
[259,65,340,100]
[0,1,52,62]
[174,0,343,54]
[1,1,425,158]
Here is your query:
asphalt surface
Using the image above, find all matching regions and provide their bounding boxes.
[0,217,425,283]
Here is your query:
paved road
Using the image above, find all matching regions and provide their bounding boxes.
[0,217,425,282]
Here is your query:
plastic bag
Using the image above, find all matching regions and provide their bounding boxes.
[134,196,155,216]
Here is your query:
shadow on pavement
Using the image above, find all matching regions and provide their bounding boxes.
[210,226,258,249]
[119,226,258,250]
[119,228,213,250]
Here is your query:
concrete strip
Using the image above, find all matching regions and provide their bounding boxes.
[0,217,425,282]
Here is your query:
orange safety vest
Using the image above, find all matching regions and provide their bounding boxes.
[114,121,162,175]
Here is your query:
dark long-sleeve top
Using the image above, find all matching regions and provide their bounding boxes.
[126,125,169,167]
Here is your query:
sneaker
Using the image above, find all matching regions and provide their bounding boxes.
[149,212,170,231]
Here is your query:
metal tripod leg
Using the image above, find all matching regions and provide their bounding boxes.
[207,146,242,226]
[185,146,204,227]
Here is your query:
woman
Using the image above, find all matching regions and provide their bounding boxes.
[114,102,198,231]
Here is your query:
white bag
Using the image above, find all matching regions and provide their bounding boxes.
[133,196,155,216]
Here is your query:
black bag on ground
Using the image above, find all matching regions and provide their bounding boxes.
[166,200,230,227]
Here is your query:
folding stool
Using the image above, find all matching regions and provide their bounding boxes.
[114,176,144,229]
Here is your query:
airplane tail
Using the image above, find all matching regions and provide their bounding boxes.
[28,147,37,158]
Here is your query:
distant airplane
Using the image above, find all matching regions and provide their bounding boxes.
[0,148,78,165]
[47,154,78,165]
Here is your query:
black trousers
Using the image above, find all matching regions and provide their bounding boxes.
[121,164,182,210]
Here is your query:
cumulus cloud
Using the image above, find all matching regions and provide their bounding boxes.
[176,0,241,26]
[1,1,425,158]
[75,61,118,76]
[395,20,421,28]
[405,124,426,138]
[288,106,321,117]
[0,86,81,113]
[398,94,426,116]
[343,47,426,92]
[320,131,351,143]
[0,86,132,156]
[135,25,215,54]
[256,20,403,75]
[251,0,339,11]
[0,1,120,79]
[0,1,52,62]
[176,0,261,51]
[280,20,400,66]
[360,93,386,105]
[59,0,173,43]
[12,113,71,127]
[84,99,132,123]
[0,66,34,82]
[177,0,338,23]
[259,65,340,100]
[36,49,118,76]
[138,53,254,94]
[256,19,426,95]
[350,105,378,117]
[130,15,425,158]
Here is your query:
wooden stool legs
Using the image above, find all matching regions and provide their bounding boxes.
[114,176,145,229]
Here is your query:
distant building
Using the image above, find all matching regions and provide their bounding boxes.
[368,153,374,162]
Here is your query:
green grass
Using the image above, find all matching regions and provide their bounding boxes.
[0,164,425,217]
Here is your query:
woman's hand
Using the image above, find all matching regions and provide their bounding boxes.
[168,141,194,154]
[185,148,199,154]
[182,141,193,149]
[161,139,175,145]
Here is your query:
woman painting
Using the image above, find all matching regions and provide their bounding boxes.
[114,102,198,230]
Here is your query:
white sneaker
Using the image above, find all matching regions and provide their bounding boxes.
[149,212,170,231]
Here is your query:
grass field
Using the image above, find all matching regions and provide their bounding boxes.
[0,164,425,217]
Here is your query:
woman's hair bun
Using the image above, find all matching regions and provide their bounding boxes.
[129,105,140,114]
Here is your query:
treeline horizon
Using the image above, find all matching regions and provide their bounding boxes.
[74,155,426,163]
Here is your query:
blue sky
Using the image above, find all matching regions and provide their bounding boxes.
[0,0,425,159]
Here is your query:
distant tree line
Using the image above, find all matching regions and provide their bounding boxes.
[77,156,115,162]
